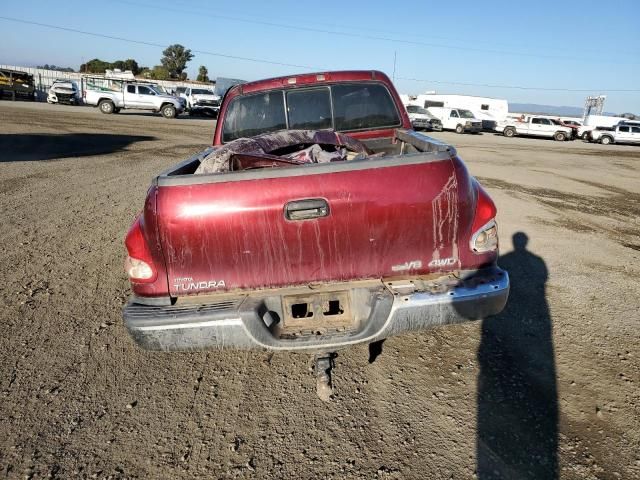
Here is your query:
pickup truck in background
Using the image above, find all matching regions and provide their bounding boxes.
[83,79,185,118]
[122,70,509,397]
[181,86,221,116]
[426,107,483,134]
[496,115,573,141]
[405,105,443,131]
[590,123,640,145]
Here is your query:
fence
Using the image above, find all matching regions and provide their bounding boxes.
[0,64,218,101]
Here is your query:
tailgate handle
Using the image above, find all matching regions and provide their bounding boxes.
[285,198,329,221]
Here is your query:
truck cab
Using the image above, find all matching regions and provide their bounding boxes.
[427,107,482,134]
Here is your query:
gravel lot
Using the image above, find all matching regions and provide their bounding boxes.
[1,102,639,480]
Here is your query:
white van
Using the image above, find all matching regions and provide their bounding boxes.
[426,107,483,134]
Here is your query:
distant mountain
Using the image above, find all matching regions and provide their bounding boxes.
[509,103,617,117]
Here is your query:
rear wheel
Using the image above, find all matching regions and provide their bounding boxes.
[503,127,515,138]
[455,124,464,134]
[600,135,613,145]
[99,100,114,114]
[161,104,176,119]
[554,131,567,141]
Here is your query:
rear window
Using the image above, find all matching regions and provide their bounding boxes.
[286,88,332,130]
[332,83,399,131]
[222,91,286,142]
[222,82,400,142]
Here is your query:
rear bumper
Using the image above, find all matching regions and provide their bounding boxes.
[123,267,509,352]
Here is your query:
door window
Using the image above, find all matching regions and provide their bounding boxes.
[450,110,459,118]
[531,118,551,125]
[138,86,155,95]
[618,126,630,133]
[631,127,640,133]
[127,85,135,94]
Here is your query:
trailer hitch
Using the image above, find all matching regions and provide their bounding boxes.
[314,352,337,402]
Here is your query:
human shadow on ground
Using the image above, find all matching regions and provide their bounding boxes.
[0,133,155,162]
[476,232,558,479]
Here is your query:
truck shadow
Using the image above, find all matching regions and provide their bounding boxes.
[476,232,558,479]
[0,133,155,162]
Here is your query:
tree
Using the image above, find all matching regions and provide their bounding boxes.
[37,64,75,72]
[112,59,141,75]
[161,44,193,79]
[196,65,209,82]
[79,58,111,73]
[146,65,171,80]
[78,58,141,74]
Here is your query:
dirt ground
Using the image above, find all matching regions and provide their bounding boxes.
[1,102,639,480]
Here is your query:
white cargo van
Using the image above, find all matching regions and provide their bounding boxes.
[426,107,482,134]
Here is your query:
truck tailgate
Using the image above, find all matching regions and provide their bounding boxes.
[156,154,471,296]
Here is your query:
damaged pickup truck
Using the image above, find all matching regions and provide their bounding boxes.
[123,70,509,398]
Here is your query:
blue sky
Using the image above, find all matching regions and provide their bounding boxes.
[2,0,639,112]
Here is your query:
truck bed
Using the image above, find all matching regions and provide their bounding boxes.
[135,130,493,300]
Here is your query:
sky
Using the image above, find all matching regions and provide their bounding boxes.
[2,0,639,113]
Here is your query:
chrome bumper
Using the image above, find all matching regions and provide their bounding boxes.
[124,267,509,352]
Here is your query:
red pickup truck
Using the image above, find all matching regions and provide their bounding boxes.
[123,71,508,392]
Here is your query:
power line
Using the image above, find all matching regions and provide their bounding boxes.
[114,0,640,65]
[396,76,640,93]
[1,15,638,94]
[0,16,319,70]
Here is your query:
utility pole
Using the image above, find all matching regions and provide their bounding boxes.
[392,51,397,83]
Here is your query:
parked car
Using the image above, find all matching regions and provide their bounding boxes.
[590,124,640,145]
[496,115,573,141]
[180,86,221,116]
[122,70,509,398]
[83,77,184,118]
[405,105,442,131]
[426,107,482,133]
[0,68,36,101]
[556,119,581,139]
[47,79,79,105]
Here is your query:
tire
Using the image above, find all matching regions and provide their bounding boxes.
[99,100,114,114]
[600,136,613,145]
[455,124,464,134]
[582,132,591,141]
[161,104,176,119]
[503,127,516,138]
[554,131,567,141]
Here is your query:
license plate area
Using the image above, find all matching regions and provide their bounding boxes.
[280,291,352,337]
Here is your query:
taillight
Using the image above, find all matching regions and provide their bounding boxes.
[471,220,498,253]
[470,182,499,254]
[124,216,157,283]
